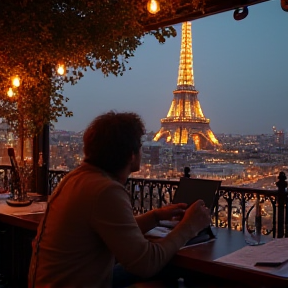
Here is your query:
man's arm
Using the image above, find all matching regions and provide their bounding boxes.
[91,184,209,278]
[135,203,187,234]
[135,210,158,234]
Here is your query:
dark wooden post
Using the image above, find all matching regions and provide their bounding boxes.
[32,124,49,195]
[31,63,52,195]
[276,171,287,238]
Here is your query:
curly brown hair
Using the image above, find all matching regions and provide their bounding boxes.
[83,111,145,175]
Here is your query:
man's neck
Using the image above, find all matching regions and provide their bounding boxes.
[113,166,130,185]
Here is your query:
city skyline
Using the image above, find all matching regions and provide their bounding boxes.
[55,1,288,135]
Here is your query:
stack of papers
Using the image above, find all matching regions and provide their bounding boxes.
[145,226,171,238]
[215,238,288,275]
[159,220,179,228]
[145,225,215,248]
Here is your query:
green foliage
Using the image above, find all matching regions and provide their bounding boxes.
[0,0,203,136]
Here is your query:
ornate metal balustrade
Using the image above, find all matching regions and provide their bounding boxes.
[48,169,69,194]
[45,170,288,238]
[0,165,12,193]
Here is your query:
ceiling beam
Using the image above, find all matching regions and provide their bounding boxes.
[144,0,270,30]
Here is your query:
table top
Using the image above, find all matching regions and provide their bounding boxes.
[172,228,288,287]
[0,194,46,230]
[1,199,287,287]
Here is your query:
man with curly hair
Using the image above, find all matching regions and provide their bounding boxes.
[29,111,210,288]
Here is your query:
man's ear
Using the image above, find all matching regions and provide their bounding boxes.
[129,152,136,163]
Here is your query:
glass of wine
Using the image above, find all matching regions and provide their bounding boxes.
[244,196,265,246]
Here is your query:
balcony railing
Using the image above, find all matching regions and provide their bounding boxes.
[46,168,288,239]
[1,165,287,239]
[125,177,288,239]
[0,165,11,193]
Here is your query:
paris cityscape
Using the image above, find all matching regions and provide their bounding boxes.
[0,3,287,287]
[0,113,287,192]
[0,15,286,241]
[0,18,287,192]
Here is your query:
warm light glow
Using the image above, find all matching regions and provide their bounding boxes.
[153,21,221,149]
[7,87,14,97]
[177,22,194,86]
[207,130,219,145]
[193,134,200,150]
[147,0,160,14]
[153,131,161,141]
[57,64,65,75]
[12,76,20,87]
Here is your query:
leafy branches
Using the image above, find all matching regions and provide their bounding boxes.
[0,0,204,136]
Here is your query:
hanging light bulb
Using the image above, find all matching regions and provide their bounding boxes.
[12,75,20,87]
[147,0,160,14]
[57,64,65,75]
[7,87,14,97]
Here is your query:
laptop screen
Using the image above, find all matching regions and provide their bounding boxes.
[172,177,221,211]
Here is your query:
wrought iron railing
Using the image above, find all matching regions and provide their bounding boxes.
[1,165,287,239]
[46,169,288,239]
[0,165,12,193]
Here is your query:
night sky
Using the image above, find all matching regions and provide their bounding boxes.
[56,1,288,135]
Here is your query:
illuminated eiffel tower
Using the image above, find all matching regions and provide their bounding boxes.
[153,22,220,150]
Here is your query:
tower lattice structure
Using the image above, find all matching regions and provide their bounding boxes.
[153,22,220,150]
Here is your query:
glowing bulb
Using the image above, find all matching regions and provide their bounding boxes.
[7,87,14,97]
[57,64,65,75]
[12,76,20,87]
[147,0,160,14]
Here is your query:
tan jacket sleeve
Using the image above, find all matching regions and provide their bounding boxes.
[90,183,195,278]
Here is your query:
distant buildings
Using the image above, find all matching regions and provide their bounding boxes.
[0,122,288,190]
[49,129,83,170]
[272,126,285,147]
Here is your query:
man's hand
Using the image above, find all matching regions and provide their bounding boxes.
[181,199,211,234]
[153,203,187,222]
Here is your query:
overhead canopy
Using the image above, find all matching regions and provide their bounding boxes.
[144,0,270,30]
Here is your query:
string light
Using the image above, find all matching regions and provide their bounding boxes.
[7,87,14,97]
[147,0,160,14]
[12,75,20,87]
[57,64,65,75]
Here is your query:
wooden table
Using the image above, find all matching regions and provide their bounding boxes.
[0,193,47,230]
[1,203,288,288]
[0,198,45,287]
[171,228,288,288]
[0,212,42,231]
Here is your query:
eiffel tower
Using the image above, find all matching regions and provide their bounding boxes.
[153,22,220,150]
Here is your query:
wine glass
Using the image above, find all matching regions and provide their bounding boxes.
[244,197,265,246]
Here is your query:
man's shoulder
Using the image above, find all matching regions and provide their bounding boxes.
[74,163,124,190]
[75,163,109,179]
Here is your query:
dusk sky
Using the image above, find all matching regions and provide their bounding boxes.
[56,1,288,135]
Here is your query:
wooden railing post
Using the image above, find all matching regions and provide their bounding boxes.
[276,171,287,238]
[33,124,49,195]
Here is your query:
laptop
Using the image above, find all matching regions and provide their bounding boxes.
[158,177,221,245]
[172,177,221,211]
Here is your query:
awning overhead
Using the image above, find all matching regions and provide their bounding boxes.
[144,0,270,30]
